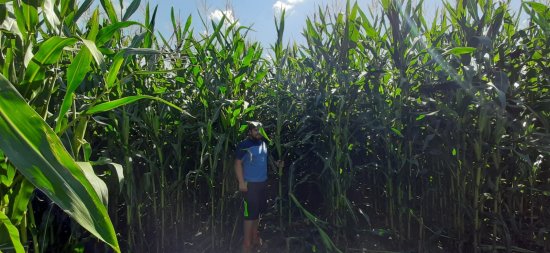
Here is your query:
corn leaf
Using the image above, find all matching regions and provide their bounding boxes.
[42,0,60,29]
[7,178,34,225]
[100,0,119,24]
[96,21,141,46]
[122,0,141,21]
[73,0,94,23]
[23,36,78,84]
[447,47,476,56]
[0,211,24,253]
[77,162,109,206]
[55,46,93,132]
[0,74,120,252]
[85,95,192,118]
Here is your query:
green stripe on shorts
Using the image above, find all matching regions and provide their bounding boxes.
[244,200,249,217]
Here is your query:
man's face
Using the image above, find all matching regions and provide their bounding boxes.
[248,127,262,141]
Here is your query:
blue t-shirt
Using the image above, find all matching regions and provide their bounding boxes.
[235,139,268,182]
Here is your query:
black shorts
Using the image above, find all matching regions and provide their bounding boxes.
[243,181,267,220]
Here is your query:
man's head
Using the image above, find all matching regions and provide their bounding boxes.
[247,121,263,141]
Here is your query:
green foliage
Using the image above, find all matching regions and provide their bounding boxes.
[0,75,119,251]
[0,0,548,252]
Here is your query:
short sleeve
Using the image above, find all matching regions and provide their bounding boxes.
[235,142,246,160]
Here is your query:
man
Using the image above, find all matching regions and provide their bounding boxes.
[234,121,282,253]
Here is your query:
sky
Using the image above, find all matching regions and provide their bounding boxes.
[120,0,527,48]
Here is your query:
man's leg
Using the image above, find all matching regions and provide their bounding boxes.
[252,181,266,247]
[251,218,261,247]
[243,220,254,253]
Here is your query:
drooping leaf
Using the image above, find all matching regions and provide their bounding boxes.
[96,21,141,46]
[77,162,109,206]
[91,158,125,193]
[23,36,78,85]
[85,95,192,118]
[42,0,60,29]
[0,212,24,253]
[0,74,120,252]
[81,38,105,68]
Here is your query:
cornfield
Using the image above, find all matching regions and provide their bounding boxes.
[0,0,548,252]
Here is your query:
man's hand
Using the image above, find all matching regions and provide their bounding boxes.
[239,181,248,192]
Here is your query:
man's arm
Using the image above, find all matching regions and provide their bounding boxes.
[234,159,247,192]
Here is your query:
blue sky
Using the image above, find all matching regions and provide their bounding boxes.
[145,0,370,47]
[122,0,526,48]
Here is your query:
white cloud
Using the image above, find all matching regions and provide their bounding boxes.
[286,0,304,4]
[273,0,305,15]
[273,1,294,13]
[209,9,240,26]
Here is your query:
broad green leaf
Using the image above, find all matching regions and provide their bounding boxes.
[81,38,105,68]
[22,0,38,34]
[106,48,160,89]
[7,178,34,225]
[12,1,27,37]
[92,158,125,193]
[100,0,119,24]
[23,36,78,84]
[242,49,255,67]
[123,0,141,21]
[96,21,142,46]
[42,0,60,29]
[0,75,120,252]
[0,212,24,253]
[85,95,192,118]
[525,2,550,20]
[106,53,124,89]
[73,0,94,23]
[183,14,192,34]
[259,126,272,143]
[77,162,108,206]
[55,46,93,133]
[86,8,100,41]
[447,47,476,56]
